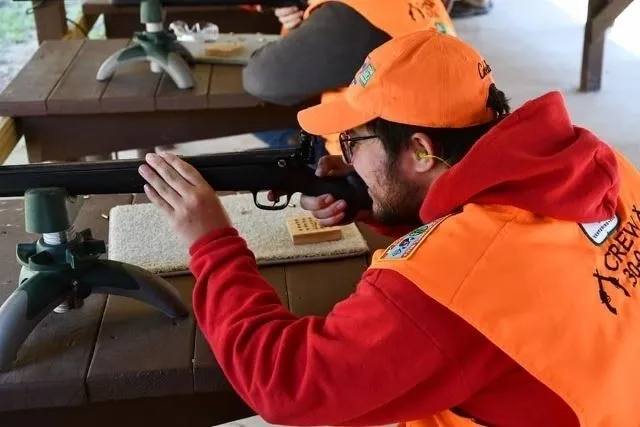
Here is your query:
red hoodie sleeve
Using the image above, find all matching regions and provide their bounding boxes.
[360,218,418,239]
[189,227,477,426]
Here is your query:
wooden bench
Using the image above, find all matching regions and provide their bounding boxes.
[0,193,392,427]
[0,38,309,162]
[82,0,282,38]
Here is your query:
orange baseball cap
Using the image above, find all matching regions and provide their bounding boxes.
[297,29,499,136]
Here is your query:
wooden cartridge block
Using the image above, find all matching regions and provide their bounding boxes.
[286,215,343,245]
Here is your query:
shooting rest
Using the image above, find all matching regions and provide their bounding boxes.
[97,0,197,89]
[96,0,306,89]
[0,188,189,371]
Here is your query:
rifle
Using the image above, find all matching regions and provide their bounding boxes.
[110,0,307,6]
[0,132,372,220]
[0,133,372,372]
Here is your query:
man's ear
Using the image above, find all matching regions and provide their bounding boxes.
[409,132,439,173]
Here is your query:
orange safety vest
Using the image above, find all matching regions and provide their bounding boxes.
[368,152,640,427]
[297,0,456,155]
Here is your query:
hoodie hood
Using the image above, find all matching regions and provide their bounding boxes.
[421,91,620,224]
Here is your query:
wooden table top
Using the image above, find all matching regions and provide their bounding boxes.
[83,0,258,15]
[0,39,261,118]
[0,194,240,413]
[0,193,382,421]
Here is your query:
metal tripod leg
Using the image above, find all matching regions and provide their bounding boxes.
[83,259,189,319]
[0,188,190,371]
[170,40,196,66]
[0,272,72,371]
[0,261,189,371]
[96,42,195,89]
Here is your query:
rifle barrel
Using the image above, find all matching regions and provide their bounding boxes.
[0,148,301,198]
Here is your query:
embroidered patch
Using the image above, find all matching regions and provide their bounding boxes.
[353,59,375,87]
[579,215,619,245]
[381,216,449,260]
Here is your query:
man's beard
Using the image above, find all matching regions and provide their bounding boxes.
[369,161,424,226]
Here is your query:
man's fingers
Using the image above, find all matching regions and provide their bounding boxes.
[316,211,345,227]
[315,155,352,177]
[274,6,298,16]
[280,11,302,22]
[159,152,206,187]
[298,192,347,225]
[267,190,286,203]
[283,19,302,29]
[283,20,300,29]
[280,12,302,27]
[311,199,347,220]
[145,153,193,195]
[138,164,182,207]
[144,184,173,214]
[300,193,333,211]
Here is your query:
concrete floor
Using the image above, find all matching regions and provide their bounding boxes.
[452,0,640,161]
[4,0,640,165]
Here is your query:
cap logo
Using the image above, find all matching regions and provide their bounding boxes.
[353,59,376,87]
[478,59,492,79]
[434,21,449,33]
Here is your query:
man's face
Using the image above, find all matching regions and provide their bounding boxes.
[346,127,426,226]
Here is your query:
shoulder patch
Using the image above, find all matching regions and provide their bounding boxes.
[579,215,619,245]
[380,215,451,260]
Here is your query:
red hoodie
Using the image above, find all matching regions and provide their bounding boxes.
[190,91,620,426]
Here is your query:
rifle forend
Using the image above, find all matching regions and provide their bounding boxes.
[0,135,373,224]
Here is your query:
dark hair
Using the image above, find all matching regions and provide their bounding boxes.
[367,84,511,166]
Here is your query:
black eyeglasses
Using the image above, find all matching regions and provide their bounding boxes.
[339,132,378,164]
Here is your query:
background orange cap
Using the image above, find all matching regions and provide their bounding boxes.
[297,29,499,136]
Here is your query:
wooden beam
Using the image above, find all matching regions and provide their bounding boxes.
[63,11,99,40]
[591,0,634,41]
[580,0,634,91]
[0,118,20,165]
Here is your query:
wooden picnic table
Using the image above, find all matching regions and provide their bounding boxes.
[82,0,282,38]
[0,193,391,427]
[0,38,306,162]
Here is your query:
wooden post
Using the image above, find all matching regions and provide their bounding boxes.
[580,0,634,92]
[31,0,68,43]
[0,118,19,165]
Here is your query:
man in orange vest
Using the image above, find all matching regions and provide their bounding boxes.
[139,29,640,426]
[244,0,455,153]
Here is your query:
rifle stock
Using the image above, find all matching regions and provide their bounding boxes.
[0,138,373,223]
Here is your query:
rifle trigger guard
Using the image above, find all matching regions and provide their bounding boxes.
[252,192,291,210]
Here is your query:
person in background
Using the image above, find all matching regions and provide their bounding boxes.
[246,0,455,154]
[450,0,492,18]
[138,29,640,426]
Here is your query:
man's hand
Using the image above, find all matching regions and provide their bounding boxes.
[138,152,233,247]
[268,155,370,226]
[275,6,304,30]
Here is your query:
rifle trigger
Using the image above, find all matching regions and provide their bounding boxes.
[253,191,291,210]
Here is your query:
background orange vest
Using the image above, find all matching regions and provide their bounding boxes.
[369,152,640,426]
[299,0,456,154]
